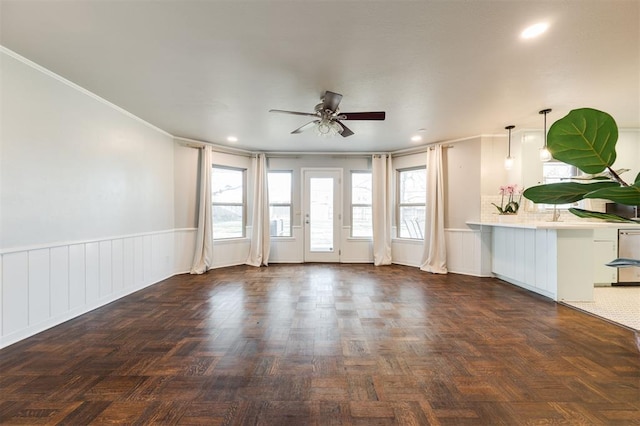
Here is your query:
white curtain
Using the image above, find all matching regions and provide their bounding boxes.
[190,146,214,274]
[246,153,271,267]
[420,145,448,274]
[372,154,393,266]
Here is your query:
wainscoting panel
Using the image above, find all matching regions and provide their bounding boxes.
[85,242,100,305]
[68,244,86,310]
[391,237,423,267]
[341,227,373,263]
[123,238,135,288]
[174,229,196,274]
[2,252,28,336]
[112,239,124,293]
[212,238,251,269]
[50,246,70,317]
[28,249,51,327]
[269,226,304,263]
[99,240,113,298]
[392,228,490,277]
[0,229,178,349]
[445,228,492,277]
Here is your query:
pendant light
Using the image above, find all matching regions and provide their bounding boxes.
[504,125,515,170]
[539,108,552,162]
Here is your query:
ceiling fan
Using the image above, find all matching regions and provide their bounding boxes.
[269,91,385,137]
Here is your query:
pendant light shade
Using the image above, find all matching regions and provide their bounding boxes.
[505,125,515,170]
[539,108,552,162]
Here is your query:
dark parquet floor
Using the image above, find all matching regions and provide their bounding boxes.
[0,264,638,425]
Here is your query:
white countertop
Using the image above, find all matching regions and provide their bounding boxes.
[466,220,640,230]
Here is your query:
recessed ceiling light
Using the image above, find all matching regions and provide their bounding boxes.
[411,135,422,142]
[521,22,549,39]
[227,136,238,143]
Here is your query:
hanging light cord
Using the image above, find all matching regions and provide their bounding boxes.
[505,125,515,156]
[539,108,552,147]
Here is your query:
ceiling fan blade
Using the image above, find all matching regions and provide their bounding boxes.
[269,109,318,118]
[291,120,320,134]
[336,121,354,137]
[322,91,343,112]
[340,111,386,120]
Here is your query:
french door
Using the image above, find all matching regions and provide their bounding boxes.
[302,168,342,262]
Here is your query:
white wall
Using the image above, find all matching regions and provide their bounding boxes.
[0,51,175,250]
[173,142,200,229]
[0,49,177,348]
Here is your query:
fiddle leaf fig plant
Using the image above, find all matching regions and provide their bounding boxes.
[523,108,640,223]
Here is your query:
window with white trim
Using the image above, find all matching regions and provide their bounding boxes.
[351,171,372,238]
[268,171,292,237]
[397,167,426,239]
[212,166,245,239]
[543,161,578,209]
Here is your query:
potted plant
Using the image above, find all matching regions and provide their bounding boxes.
[523,108,640,223]
[492,184,523,215]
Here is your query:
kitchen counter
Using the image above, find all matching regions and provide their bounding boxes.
[466,220,638,302]
[467,220,640,230]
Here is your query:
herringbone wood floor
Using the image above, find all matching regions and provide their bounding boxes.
[0,264,638,425]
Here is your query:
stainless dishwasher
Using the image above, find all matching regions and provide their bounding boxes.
[618,229,640,284]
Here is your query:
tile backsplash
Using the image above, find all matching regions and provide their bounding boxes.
[480,195,607,223]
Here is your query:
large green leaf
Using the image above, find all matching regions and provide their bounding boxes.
[584,184,640,206]
[568,208,637,223]
[547,108,618,174]
[523,181,619,204]
[635,172,640,185]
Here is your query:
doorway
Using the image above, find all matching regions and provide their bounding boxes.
[302,168,342,262]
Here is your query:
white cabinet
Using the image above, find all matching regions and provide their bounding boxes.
[593,241,617,284]
[491,227,557,299]
[593,228,618,285]
[477,221,640,302]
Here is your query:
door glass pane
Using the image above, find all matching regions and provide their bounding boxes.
[310,177,333,252]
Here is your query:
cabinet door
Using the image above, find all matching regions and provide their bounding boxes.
[593,241,617,284]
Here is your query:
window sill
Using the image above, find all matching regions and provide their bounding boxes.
[347,237,373,242]
[213,237,250,245]
[392,237,424,245]
[270,236,296,242]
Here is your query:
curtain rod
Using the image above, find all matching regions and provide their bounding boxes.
[392,144,454,158]
[175,137,254,157]
[264,152,381,159]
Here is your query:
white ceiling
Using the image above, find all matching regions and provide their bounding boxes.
[1,0,638,153]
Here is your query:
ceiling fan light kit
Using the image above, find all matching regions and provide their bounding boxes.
[269,90,385,138]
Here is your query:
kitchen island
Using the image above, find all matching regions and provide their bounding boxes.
[466,220,640,302]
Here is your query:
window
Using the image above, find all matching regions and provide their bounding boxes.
[543,161,578,209]
[351,171,372,238]
[397,167,426,239]
[212,166,245,239]
[268,171,292,237]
